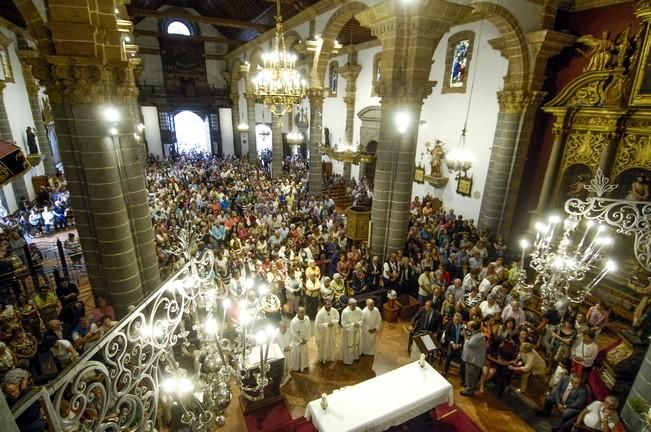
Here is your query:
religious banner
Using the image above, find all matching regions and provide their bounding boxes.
[0,140,31,185]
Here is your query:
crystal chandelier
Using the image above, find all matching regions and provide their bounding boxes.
[445,127,473,176]
[158,227,282,429]
[252,0,307,116]
[287,127,304,145]
[523,214,616,308]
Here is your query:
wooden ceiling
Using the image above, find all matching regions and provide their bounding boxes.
[337,18,376,47]
[0,1,26,28]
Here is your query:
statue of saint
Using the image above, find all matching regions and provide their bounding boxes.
[427,141,445,178]
[26,127,38,154]
[576,32,615,72]
[566,174,589,199]
[625,176,650,201]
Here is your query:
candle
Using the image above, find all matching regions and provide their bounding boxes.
[419,353,426,367]
[320,393,328,410]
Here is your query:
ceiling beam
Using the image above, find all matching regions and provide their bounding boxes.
[128,7,273,31]
[134,29,243,46]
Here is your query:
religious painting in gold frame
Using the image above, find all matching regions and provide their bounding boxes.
[630,24,651,106]
[456,174,473,196]
[414,166,425,184]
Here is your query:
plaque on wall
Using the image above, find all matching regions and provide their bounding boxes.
[456,174,473,197]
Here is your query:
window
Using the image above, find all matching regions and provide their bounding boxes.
[166,20,192,36]
[328,61,338,96]
[442,31,475,94]
[0,46,14,83]
[371,52,381,97]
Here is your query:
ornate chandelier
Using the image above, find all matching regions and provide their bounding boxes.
[252,0,307,116]
[287,127,304,145]
[518,170,629,308]
[445,127,473,176]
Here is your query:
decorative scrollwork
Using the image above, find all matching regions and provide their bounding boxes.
[565,196,651,272]
[562,130,608,172]
[585,168,619,197]
[612,133,651,178]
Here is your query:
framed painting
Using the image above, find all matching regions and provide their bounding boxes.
[456,174,473,197]
[414,166,425,184]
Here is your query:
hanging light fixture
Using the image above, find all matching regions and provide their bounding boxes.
[237,110,249,132]
[252,0,307,116]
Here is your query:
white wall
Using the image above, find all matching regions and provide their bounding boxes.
[1,27,45,207]
[141,106,163,158]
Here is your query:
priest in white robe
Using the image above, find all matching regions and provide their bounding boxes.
[314,299,339,363]
[340,298,363,365]
[361,299,382,356]
[289,307,311,372]
[275,321,293,386]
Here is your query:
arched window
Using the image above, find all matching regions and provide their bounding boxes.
[328,61,338,96]
[166,20,192,36]
[371,52,381,97]
[442,31,475,94]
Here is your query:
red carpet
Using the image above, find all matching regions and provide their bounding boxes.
[280,404,483,432]
[245,400,295,432]
[431,404,483,432]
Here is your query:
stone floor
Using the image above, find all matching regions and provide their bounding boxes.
[219,318,536,432]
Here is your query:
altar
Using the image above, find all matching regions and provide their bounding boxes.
[304,361,453,432]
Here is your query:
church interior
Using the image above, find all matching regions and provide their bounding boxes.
[0,0,649,431]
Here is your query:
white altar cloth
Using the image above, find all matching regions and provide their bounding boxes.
[304,360,453,432]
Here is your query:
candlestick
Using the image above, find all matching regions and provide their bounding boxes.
[419,353,425,367]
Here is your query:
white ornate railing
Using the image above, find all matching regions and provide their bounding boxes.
[11,259,200,432]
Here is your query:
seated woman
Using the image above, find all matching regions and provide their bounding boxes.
[92,296,116,323]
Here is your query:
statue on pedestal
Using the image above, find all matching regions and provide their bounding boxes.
[427,140,445,178]
[26,127,38,154]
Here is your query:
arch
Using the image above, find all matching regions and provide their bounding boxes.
[471,2,529,91]
[13,0,52,54]
[312,1,370,88]
[166,20,193,36]
[366,140,378,153]
[284,30,303,48]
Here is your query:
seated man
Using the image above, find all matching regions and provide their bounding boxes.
[509,342,547,393]
[537,373,588,429]
[560,396,620,432]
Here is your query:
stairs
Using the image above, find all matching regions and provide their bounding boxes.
[328,184,352,211]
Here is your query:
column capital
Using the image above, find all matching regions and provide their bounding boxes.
[497,90,546,113]
[527,30,576,63]
[307,88,324,105]
[30,57,140,104]
[244,93,256,104]
[377,80,438,106]
[230,93,239,103]
[339,63,362,81]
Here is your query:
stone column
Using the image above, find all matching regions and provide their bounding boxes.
[623,342,651,432]
[271,112,283,178]
[230,93,242,157]
[478,91,545,236]
[536,114,568,212]
[357,0,472,259]
[0,82,29,202]
[19,54,57,175]
[340,62,362,181]
[307,88,324,195]
[245,94,258,161]
[31,0,160,313]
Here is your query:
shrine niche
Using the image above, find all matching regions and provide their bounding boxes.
[542,21,651,305]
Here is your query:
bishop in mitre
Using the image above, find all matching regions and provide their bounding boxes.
[315,299,340,363]
[289,307,311,372]
[361,299,382,356]
[275,321,293,386]
[341,298,363,365]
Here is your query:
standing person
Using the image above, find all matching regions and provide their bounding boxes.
[417,268,433,305]
[289,307,310,372]
[382,253,400,292]
[586,301,609,336]
[64,233,83,266]
[571,329,598,378]
[460,321,486,396]
[304,273,321,320]
[361,299,382,356]
[314,299,339,364]
[340,298,363,365]
[408,300,442,353]
[367,255,382,291]
[442,313,465,379]
[275,321,293,386]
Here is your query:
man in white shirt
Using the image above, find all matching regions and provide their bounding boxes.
[289,307,311,372]
[340,299,363,365]
[41,206,55,234]
[361,299,382,356]
[314,300,339,363]
[417,269,433,305]
[478,275,496,297]
[72,317,100,353]
[571,329,599,376]
[573,396,620,432]
[501,300,527,328]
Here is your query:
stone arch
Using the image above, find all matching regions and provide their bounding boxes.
[471,2,529,91]
[312,1,369,88]
[13,0,52,54]
[357,105,381,149]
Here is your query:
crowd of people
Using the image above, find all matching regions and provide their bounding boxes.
[0,152,623,432]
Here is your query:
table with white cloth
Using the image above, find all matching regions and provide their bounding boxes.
[304,360,453,432]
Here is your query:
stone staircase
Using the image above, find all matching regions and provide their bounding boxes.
[328,184,352,211]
